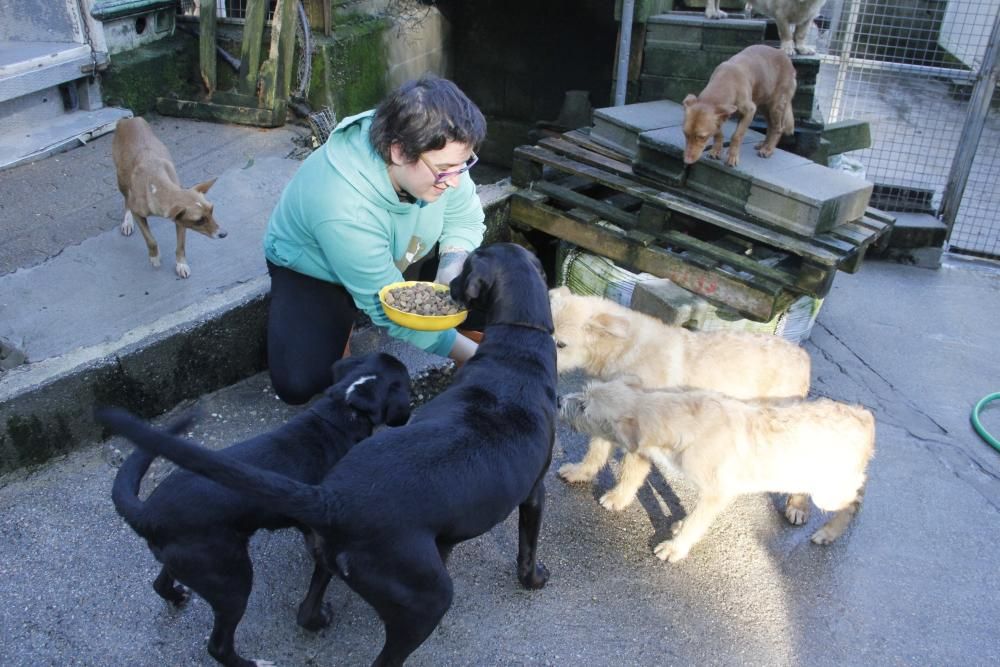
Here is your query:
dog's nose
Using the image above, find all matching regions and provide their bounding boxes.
[218,230,228,239]
[557,395,563,411]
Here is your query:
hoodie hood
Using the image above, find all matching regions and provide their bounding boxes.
[323,110,414,214]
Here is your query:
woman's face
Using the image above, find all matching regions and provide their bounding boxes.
[388,140,475,203]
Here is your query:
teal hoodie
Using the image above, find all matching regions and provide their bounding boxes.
[263,110,485,356]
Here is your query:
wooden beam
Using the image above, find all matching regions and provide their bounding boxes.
[511,192,791,321]
[238,0,268,96]
[199,0,218,94]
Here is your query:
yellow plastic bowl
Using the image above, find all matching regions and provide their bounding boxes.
[378,281,468,331]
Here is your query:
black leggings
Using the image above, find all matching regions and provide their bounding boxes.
[266,260,357,405]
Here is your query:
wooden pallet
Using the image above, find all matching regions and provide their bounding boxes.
[509,130,894,322]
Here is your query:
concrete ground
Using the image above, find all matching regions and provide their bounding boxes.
[2,117,1000,665]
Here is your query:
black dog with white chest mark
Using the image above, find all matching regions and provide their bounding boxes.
[102,243,558,666]
[96,352,412,667]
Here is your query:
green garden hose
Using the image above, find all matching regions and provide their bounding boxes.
[971,393,1000,453]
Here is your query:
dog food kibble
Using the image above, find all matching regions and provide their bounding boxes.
[384,284,463,316]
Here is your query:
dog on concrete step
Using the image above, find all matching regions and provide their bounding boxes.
[746,0,828,56]
[97,352,412,667]
[682,44,797,167]
[112,116,226,278]
[99,243,558,666]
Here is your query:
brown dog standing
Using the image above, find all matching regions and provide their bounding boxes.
[682,44,796,167]
[112,117,225,278]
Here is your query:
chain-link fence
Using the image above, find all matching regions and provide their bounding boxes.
[814,0,1000,259]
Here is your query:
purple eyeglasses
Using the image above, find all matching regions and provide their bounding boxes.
[419,151,479,184]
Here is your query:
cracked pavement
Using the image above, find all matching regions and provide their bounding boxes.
[2,255,999,665]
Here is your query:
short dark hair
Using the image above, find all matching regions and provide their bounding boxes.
[369,76,487,163]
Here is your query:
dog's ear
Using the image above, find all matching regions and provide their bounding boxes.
[331,355,365,383]
[588,313,629,339]
[683,94,698,108]
[451,254,488,305]
[717,104,738,121]
[167,204,186,221]
[193,177,218,194]
[610,415,642,453]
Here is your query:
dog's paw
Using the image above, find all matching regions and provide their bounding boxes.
[780,41,797,56]
[654,539,690,563]
[795,44,817,55]
[252,660,276,667]
[558,462,597,484]
[599,489,635,512]
[175,261,191,279]
[705,8,728,19]
[120,213,134,236]
[810,526,838,545]
[757,145,775,158]
[518,562,550,590]
[784,495,811,525]
[725,152,740,167]
[298,601,333,632]
[149,252,161,268]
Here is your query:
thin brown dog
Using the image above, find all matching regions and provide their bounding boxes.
[682,44,796,167]
[112,117,226,278]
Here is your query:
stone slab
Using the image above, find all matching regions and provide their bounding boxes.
[591,100,687,156]
[746,161,874,235]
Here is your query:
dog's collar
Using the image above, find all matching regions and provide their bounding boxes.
[311,405,373,431]
[490,321,554,335]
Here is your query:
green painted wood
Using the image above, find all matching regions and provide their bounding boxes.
[510,193,789,321]
[199,0,217,94]
[238,0,268,96]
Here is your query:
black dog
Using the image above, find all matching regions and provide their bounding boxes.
[100,243,558,666]
[97,352,412,667]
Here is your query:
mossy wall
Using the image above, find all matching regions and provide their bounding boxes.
[308,15,391,119]
[100,34,200,116]
[101,14,389,121]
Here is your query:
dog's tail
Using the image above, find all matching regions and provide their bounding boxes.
[109,411,200,532]
[97,407,331,527]
[782,97,795,136]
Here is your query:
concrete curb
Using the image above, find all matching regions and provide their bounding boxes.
[0,277,271,472]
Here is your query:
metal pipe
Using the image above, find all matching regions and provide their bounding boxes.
[817,53,978,82]
[940,7,1000,240]
[829,0,861,123]
[614,0,635,106]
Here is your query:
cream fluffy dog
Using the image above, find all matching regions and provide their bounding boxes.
[550,287,812,519]
[560,379,875,562]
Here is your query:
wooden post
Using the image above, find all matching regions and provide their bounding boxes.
[238,0,268,96]
[199,0,217,94]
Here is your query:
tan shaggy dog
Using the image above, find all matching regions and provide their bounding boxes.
[560,379,876,562]
[550,287,813,520]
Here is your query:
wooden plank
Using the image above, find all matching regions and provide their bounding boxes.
[510,193,790,321]
[514,144,843,266]
[155,97,283,127]
[199,0,217,94]
[658,229,799,288]
[238,0,268,96]
[532,181,639,230]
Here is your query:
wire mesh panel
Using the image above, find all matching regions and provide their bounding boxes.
[814,0,1000,258]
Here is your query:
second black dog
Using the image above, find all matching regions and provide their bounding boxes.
[97,352,412,667]
[99,243,558,666]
